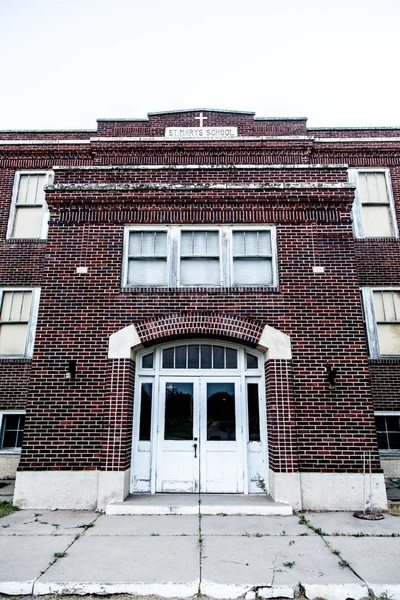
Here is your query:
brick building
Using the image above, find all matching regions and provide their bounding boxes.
[0,109,399,511]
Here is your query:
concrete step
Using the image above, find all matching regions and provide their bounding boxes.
[106,493,293,516]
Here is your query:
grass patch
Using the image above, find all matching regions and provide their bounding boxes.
[0,482,9,489]
[389,504,400,516]
[0,501,19,519]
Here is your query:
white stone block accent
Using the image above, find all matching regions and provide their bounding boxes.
[98,469,130,509]
[258,325,292,359]
[108,324,141,358]
[14,469,131,510]
[0,453,20,478]
[268,470,302,510]
[300,472,388,511]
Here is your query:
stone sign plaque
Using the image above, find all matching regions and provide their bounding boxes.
[165,127,238,140]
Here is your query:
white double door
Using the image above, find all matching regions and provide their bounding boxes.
[156,376,244,493]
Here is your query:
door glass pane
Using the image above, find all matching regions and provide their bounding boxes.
[139,383,152,441]
[207,382,235,441]
[164,382,193,440]
[247,383,260,441]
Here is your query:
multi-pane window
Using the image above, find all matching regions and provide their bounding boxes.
[375,413,400,452]
[362,288,400,357]
[7,172,52,239]
[162,344,238,369]
[123,226,277,288]
[0,412,25,451]
[127,231,168,286]
[180,230,220,286]
[349,169,397,238]
[0,289,40,357]
[232,230,273,286]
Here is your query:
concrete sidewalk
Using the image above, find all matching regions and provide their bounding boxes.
[1,508,399,600]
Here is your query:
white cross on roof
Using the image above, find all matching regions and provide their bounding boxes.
[195,112,208,127]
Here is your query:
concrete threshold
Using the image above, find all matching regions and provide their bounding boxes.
[106,493,293,516]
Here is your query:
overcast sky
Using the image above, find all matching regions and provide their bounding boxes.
[0,0,399,130]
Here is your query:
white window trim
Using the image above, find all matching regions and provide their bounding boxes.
[122,225,278,288]
[7,170,53,240]
[374,411,400,455]
[349,168,398,239]
[362,287,400,358]
[0,287,41,358]
[0,410,25,454]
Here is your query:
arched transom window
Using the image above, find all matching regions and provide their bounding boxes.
[140,343,260,371]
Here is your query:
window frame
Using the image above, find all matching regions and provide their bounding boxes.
[0,410,26,454]
[123,225,278,288]
[349,168,398,239]
[374,411,400,455]
[362,287,400,358]
[0,287,41,358]
[7,170,53,240]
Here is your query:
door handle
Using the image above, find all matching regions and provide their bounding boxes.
[193,443,197,458]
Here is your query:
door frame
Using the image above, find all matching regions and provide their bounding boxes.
[130,339,268,495]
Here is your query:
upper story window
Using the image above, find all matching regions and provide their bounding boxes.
[7,171,53,239]
[349,169,398,238]
[362,287,400,358]
[0,288,40,358]
[123,226,278,288]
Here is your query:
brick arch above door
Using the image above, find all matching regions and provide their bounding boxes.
[108,314,291,360]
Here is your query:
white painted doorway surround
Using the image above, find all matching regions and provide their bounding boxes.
[131,341,268,495]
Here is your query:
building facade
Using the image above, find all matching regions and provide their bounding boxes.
[0,109,399,511]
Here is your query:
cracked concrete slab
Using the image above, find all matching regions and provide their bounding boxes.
[85,514,198,536]
[0,509,98,536]
[34,534,200,597]
[201,535,367,600]
[0,534,75,595]
[306,511,400,536]
[326,536,400,599]
[201,515,311,537]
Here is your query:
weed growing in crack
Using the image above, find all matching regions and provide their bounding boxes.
[298,515,307,525]
[151,533,160,536]
[54,551,67,559]
[283,561,296,568]
[338,558,350,569]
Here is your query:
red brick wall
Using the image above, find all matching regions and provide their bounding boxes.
[2,113,399,477]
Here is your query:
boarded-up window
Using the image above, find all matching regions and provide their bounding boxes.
[10,173,50,239]
[373,290,400,355]
[358,172,394,237]
[0,291,32,355]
